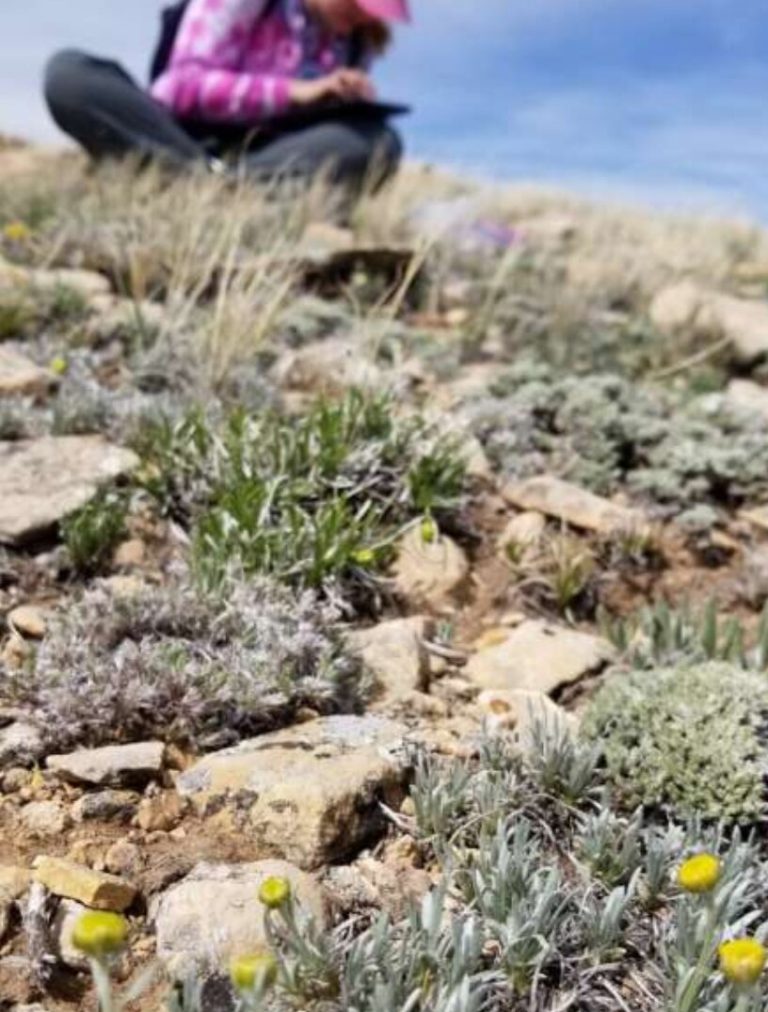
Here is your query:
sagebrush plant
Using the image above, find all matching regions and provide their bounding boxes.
[138,389,467,599]
[468,363,768,520]
[77,726,768,1012]
[0,572,360,750]
[582,662,768,822]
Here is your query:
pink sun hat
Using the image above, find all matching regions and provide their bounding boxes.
[356,0,411,22]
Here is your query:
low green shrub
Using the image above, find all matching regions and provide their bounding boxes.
[139,390,467,597]
[582,662,768,822]
[62,490,129,575]
[469,364,768,519]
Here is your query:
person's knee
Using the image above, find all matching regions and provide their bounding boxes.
[44,49,90,118]
[331,122,403,183]
[371,125,403,180]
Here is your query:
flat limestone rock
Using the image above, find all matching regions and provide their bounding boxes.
[650,282,768,365]
[710,293,768,364]
[275,337,382,395]
[33,856,136,911]
[0,436,139,545]
[742,506,768,532]
[503,476,643,535]
[0,348,54,400]
[152,860,326,978]
[47,741,165,787]
[649,280,715,334]
[392,527,470,609]
[177,715,408,869]
[478,688,577,747]
[466,620,615,695]
[346,616,434,701]
[725,379,768,421]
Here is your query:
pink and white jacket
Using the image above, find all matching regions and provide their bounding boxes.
[151,0,366,124]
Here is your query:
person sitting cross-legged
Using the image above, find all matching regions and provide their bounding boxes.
[44,0,410,191]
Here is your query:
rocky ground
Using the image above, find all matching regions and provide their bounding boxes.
[3,137,768,1011]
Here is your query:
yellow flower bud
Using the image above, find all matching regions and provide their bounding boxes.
[230,953,278,993]
[71,911,128,957]
[420,517,438,544]
[258,876,291,910]
[719,938,767,986]
[3,221,31,243]
[677,853,721,894]
[49,356,68,376]
[351,548,375,566]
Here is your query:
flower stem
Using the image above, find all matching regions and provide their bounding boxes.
[89,958,115,1012]
[677,900,719,1012]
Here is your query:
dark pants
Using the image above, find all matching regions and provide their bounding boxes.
[43,49,403,188]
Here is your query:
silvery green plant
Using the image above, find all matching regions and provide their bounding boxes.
[600,600,768,672]
[468,365,768,519]
[1,570,358,750]
[526,717,603,805]
[577,804,644,886]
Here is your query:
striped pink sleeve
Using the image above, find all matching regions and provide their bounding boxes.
[150,0,292,123]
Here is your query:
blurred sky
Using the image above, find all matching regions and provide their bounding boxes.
[4,0,768,217]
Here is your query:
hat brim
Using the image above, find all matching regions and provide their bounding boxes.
[355,0,411,23]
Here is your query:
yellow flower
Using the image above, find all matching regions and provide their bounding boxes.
[49,356,68,376]
[677,853,721,894]
[258,876,291,910]
[3,221,31,243]
[71,911,128,957]
[719,938,767,986]
[230,953,278,993]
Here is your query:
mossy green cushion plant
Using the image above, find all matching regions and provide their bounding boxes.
[582,662,768,822]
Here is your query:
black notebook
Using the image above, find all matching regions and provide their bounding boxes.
[272,99,411,129]
[182,100,411,148]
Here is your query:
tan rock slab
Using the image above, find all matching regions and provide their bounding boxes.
[503,476,643,535]
[28,267,111,299]
[392,526,469,609]
[478,688,577,747]
[47,741,165,787]
[499,511,546,560]
[0,348,54,400]
[19,801,69,837]
[33,856,137,911]
[137,792,184,832]
[0,436,139,546]
[742,506,768,532]
[0,722,43,766]
[299,221,355,254]
[152,860,326,976]
[346,616,434,701]
[0,866,31,941]
[7,605,47,639]
[710,293,768,364]
[650,282,768,365]
[649,280,715,334]
[177,715,408,869]
[466,620,615,695]
[275,337,382,395]
[0,866,31,900]
[725,379,768,421]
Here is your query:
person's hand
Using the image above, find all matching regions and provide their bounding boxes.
[289,69,376,107]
